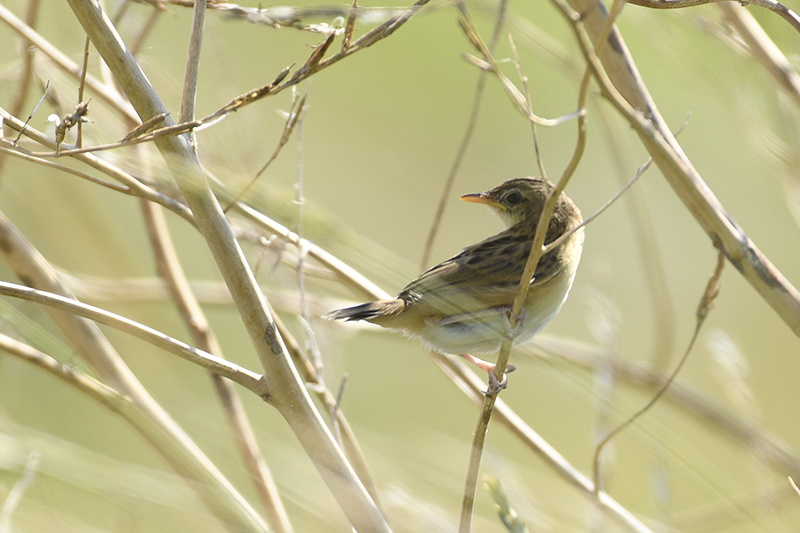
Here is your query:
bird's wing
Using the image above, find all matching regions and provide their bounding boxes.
[398,230,561,316]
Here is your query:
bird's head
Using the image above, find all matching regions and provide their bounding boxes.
[460,177,552,228]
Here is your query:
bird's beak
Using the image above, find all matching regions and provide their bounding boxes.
[460,192,505,210]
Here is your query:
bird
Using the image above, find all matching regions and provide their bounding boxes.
[325,177,584,393]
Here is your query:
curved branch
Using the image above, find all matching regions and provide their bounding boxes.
[0,281,263,390]
[626,0,800,34]
[64,1,389,530]
[558,0,800,337]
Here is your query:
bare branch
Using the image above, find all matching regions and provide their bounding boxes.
[555,0,800,337]
[627,0,800,34]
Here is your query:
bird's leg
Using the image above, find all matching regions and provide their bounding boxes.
[458,307,526,394]
[459,353,517,394]
[503,306,527,341]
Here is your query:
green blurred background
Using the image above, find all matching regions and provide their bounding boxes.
[0,0,799,531]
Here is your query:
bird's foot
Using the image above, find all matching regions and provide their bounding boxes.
[486,368,508,395]
[460,353,516,395]
[503,307,527,341]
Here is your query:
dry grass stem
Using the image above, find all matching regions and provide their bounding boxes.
[0,108,196,226]
[458,2,610,528]
[0,207,265,529]
[225,93,308,212]
[420,0,508,270]
[627,0,800,34]
[141,200,292,533]
[433,352,654,533]
[556,0,800,336]
[592,252,725,493]
[67,0,389,527]
[719,2,800,108]
[0,280,264,390]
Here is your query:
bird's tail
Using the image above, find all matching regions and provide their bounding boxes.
[324,299,405,322]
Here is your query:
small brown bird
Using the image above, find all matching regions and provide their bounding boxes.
[325,177,584,392]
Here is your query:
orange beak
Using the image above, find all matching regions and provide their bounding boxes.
[460,192,503,209]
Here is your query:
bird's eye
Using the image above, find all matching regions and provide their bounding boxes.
[502,190,523,207]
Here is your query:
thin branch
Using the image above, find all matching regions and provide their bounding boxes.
[0,2,138,122]
[0,280,263,390]
[592,251,726,493]
[0,0,39,178]
[432,351,654,533]
[420,0,508,269]
[544,149,652,254]
[0,144,127,192]
[0,206,267,531]
[140,200,292,532]
[66,1,389,528]
[0,108,196,227]
[555,0,800,337]
[533,333,800,483]
[457,19,584,128]
[459,2,619,528]
[77,37,90,147]
[510,35,548,181]
[719,2,800,109]
[234,205,388,301]
[129,4,164,56]
[626,0,800,34]
[291,91,324,376]
[180,0,205,133]
[224,93,308,212]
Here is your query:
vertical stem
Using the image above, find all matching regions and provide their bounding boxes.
[65,2,389,530]
[141,200,293,533]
